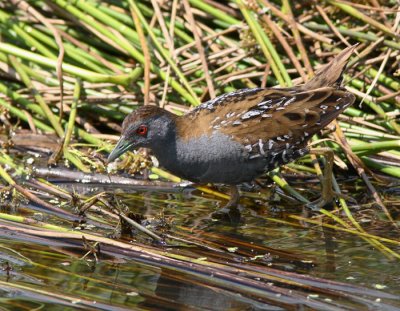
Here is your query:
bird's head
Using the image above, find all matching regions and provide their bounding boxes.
[107,105,176,163]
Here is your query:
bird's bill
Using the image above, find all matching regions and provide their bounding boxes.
[107,136,134,163]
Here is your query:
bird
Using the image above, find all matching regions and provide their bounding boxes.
[108,45,356,211]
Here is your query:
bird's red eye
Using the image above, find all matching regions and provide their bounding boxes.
[136,125,148,136]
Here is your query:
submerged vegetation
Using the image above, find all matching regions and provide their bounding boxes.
[0,0,399,309]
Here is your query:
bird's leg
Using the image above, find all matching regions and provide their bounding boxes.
[306,147,336,210]
[210,185,241,222]
[215,185,240,212]
[225,185,240,208]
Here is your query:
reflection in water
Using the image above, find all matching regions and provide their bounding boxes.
[323,221,337,273]
[148,269,283,311]
[0,183,399,310]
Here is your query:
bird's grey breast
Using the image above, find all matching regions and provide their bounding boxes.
[165,132,266,183]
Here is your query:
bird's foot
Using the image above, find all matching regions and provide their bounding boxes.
[306,147,357,211]
[211,185,243,222]
[306,191,355,211]
[211,205,242,224]
[306,196,334,211]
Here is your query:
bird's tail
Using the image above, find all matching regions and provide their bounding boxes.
[303,45,357,89]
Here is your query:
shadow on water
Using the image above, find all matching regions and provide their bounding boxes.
[0,181,399,310]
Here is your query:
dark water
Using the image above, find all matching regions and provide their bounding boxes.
[0,182,399,310]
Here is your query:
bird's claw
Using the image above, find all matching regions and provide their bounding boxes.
[305,191,354,211]
[306,197,333,211]
[211,206,242,223]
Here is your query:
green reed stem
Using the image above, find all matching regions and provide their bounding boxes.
[63,79,81,151]
[128,0,200,105]
[237,1,289,86]
[0,99,54,133]
[0,43,141,86]
[9,55,64,137]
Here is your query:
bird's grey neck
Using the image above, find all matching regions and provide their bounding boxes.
[150,127,179,164]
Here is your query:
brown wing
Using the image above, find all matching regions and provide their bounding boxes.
[222,87,355,149]
[179,87,353,141]
[177,88,294,141]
